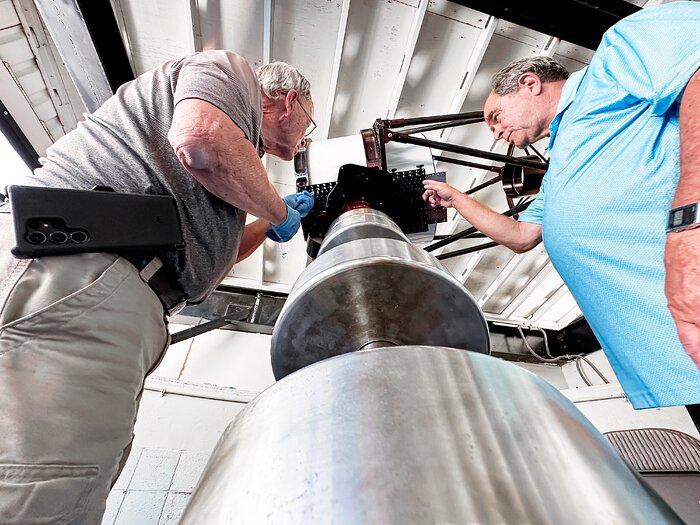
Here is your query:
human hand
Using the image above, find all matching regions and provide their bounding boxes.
[283,190,315,218]
[422,180,463,209]
[665,229,700,368]
[266,203,302,242]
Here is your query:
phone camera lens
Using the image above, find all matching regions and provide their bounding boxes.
[70,230,89,244]
[27,232,47,244]
[49,231,69,244]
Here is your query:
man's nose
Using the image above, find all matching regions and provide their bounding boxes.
[493,126,504,141]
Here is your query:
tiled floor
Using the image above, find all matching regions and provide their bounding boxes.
[102,448,210,525]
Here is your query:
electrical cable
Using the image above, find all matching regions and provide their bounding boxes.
[536,326,554,359]
[575,358,593,386]
[517,326,581,363]
[516,326,610,385]
[576,355,610,384]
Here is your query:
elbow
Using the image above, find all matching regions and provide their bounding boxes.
[508,222,542,254]
[510,238,539,254]
[510,244,530,255]
[170,132,214,172]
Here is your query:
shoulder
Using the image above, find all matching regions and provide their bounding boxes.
[598,2,700,51]
[189,50,257,79]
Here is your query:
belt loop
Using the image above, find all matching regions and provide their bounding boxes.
[139,257,163,282]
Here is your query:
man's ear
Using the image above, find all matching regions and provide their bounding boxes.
[283,90,298,118]
[518,73,543,95]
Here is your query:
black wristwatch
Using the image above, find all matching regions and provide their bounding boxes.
[666,202,700,233]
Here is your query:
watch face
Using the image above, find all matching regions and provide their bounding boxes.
[667,203,699,232]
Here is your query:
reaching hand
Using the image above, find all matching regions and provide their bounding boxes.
[422,180,463,209]
[266,203,302,242]
[282,190,315,218]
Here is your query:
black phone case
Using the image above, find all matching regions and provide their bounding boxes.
[8,185,184,258]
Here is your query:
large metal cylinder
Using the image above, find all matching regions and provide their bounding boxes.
[271,209,490,379]
[316,208,409,256]
[181,346,681,524]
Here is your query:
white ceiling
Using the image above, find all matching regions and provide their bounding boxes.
[0,0,673,331]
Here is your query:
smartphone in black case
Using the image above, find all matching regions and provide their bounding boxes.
[7,185,184,258]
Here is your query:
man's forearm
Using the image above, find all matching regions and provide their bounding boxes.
[665,68,700,366]
[170,99,287,224]
[452,194,540,253]
[176,135,287,225]
[236,219,270,263]
[675,69,700,207]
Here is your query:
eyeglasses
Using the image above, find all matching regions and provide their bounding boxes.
[298,99,317,137]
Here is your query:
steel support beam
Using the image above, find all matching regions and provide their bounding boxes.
[450,0,639,50]
[34,0,133,113]
[75,0,133,90]
[322,0,351,139]
[179,286,601,358]
[386,0,428,119]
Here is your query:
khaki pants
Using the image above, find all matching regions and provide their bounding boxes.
[0,215,169,524]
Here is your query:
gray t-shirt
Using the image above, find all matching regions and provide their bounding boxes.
[30,50,263,303]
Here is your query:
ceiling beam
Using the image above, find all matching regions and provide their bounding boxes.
[13,0,84,131]
[500,257,555,319]
[185,0,203,53]
[525,282,571,327]
[449,0,639,50]
[386,0,429,119]
[0,62,52,160]
[477,251,522,307]
[34,0,133,112]
[539,36,560,57]
[74,0,134,90]
[263,0,274,64]
[322,0,351,139]
[435,13,496,161]
[443,16,496,131]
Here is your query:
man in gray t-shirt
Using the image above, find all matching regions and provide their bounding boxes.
[31,50,313,303]
[0,51,314,523]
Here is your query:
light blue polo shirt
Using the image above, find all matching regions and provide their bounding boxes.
[518,2,700,409]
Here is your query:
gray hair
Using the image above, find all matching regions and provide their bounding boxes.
[491,56,569,95]
[256,61,312,102]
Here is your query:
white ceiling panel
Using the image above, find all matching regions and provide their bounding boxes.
[113,0,193,73]
[330,0,418,137]
[271,0,345,142]
[395,8,485,119]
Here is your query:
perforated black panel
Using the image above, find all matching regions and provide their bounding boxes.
[298,165,446,242]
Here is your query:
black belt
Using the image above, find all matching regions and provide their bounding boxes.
[121,254,187,316]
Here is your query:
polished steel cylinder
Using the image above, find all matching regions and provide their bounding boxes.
[317,208,409,256]
[181,346,681,524]
[271,209,490,379]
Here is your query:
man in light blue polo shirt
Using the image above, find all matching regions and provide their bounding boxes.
[422,1,700,411]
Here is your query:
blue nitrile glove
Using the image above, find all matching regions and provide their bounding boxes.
[266,203,302,242]
[282,190,315,218]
